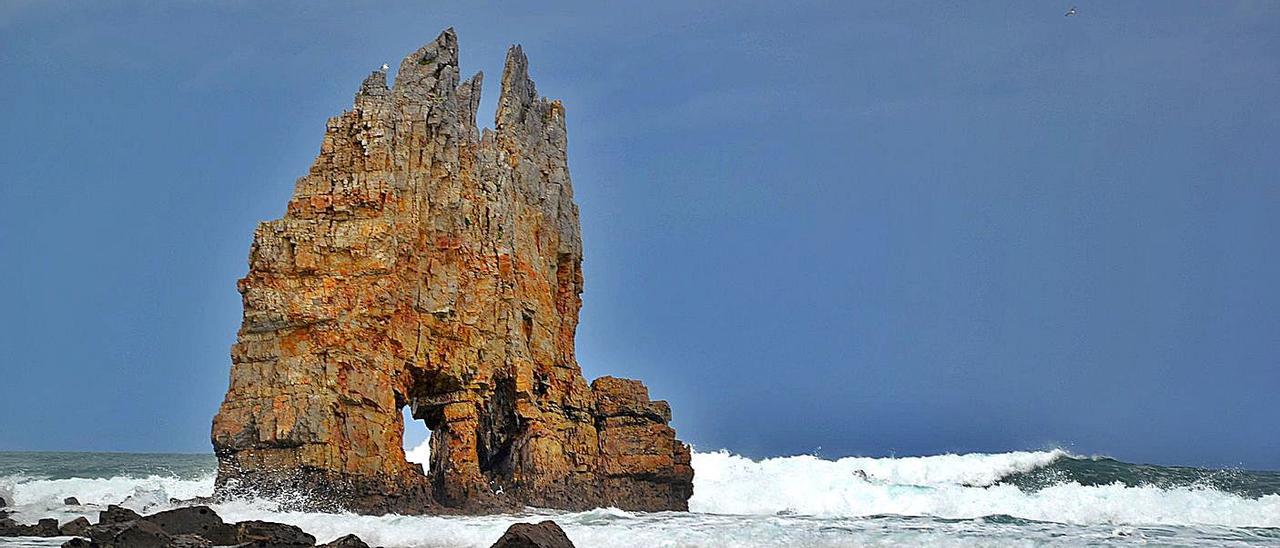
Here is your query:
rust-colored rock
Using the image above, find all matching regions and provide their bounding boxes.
[210,29,693,514]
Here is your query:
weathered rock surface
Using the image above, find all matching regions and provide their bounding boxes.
[490,520,576,548]
[319,534,371,548]
[99,504,142,524]
[86,519,173,548]
[143,506,238,545]
[210,28,693,514]
[0,517,59,537]
[60,516,92,536]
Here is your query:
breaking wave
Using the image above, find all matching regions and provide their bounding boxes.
[688,449,1280,527]
[3,449,1280,547]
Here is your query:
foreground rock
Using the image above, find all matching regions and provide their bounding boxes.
[0,502,578,548]
[60,516,92,536]
[2,504,396,548]
[99,505,141,524]
[0,517,59,537]
[210,28,693,514]
[234,520,316,546]
[320,534,371,548]
[85,519,175,548]
[490,521,576,548]
[143,506,238,545]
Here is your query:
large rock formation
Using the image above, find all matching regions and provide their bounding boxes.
[210,29,693,514]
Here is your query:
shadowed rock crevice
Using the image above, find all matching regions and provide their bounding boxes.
[211,29,693,515]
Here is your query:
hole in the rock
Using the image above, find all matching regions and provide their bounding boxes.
[401,406,433,474]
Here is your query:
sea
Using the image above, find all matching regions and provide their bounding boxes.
[2,445,1279,547]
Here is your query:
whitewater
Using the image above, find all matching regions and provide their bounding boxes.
[3,447,1279,547]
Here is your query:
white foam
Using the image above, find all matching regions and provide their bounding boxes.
[0,473,215,526]
[4,450,1280,548]
[688,450,1280,527]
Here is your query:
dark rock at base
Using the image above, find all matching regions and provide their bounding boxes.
[65,497,81,505]
[234,520,316,546]
[36,518,61,536]
[99,505,142,524]
[172,533,214,548]
[489,521,575,548]
[0,496,7,507]
[86,519,173,548]
[168,497,217,507]
[61,516,92,536]
[320,534,370,548]
[143,506,237,544]
[61,539,99,548]
[1,517,61,537]
[1,521,25,537]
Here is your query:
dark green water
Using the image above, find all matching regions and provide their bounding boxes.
[998,454,1280,499]
[0,452,215,481]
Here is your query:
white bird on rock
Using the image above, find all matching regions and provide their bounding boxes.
[381,63,389,71]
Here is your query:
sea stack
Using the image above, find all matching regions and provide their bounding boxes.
[210,29,693,514]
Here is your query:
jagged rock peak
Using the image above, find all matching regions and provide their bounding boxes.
[393,27,460,102]
[211,29,693,515]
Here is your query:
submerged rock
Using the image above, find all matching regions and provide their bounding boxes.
[210,28,693,514]
[490,520,575,548]
[64,497,81,505]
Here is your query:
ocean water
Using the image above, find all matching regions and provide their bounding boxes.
[2,448,1279,547]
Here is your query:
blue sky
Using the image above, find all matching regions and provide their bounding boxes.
[1,2,1277,469]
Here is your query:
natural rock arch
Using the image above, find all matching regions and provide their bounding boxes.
[210,29,693,514]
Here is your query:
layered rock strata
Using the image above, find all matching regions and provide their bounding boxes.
[210,29,693,514]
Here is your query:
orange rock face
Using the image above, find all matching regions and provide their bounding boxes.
[210,29,693,514]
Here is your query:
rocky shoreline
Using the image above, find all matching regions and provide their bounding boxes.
[1,501,574,548]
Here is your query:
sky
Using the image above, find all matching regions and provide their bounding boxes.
[0,1,1277,469]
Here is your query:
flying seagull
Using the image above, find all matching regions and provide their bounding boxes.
[1065,6,1078,16]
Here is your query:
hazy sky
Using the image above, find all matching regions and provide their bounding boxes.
[1,2,1277,469]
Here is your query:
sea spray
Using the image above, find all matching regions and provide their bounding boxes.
[3,450,1280,547]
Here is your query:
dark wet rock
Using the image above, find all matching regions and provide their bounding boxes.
[234,520,316,546]
[142,505,236,544]
[168,497,217,507]
[171,533,214,548]
[1,514,61,537]
[61,516,92,536]
[64,497,81,505]
[0,517,61,537]
[320,534,370,547]
[61,539,99,548]
[489,521,575,548]
[0,496,7,507]
[99,504,142,524]
[86,519,172,548]
[35,518,61,536]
